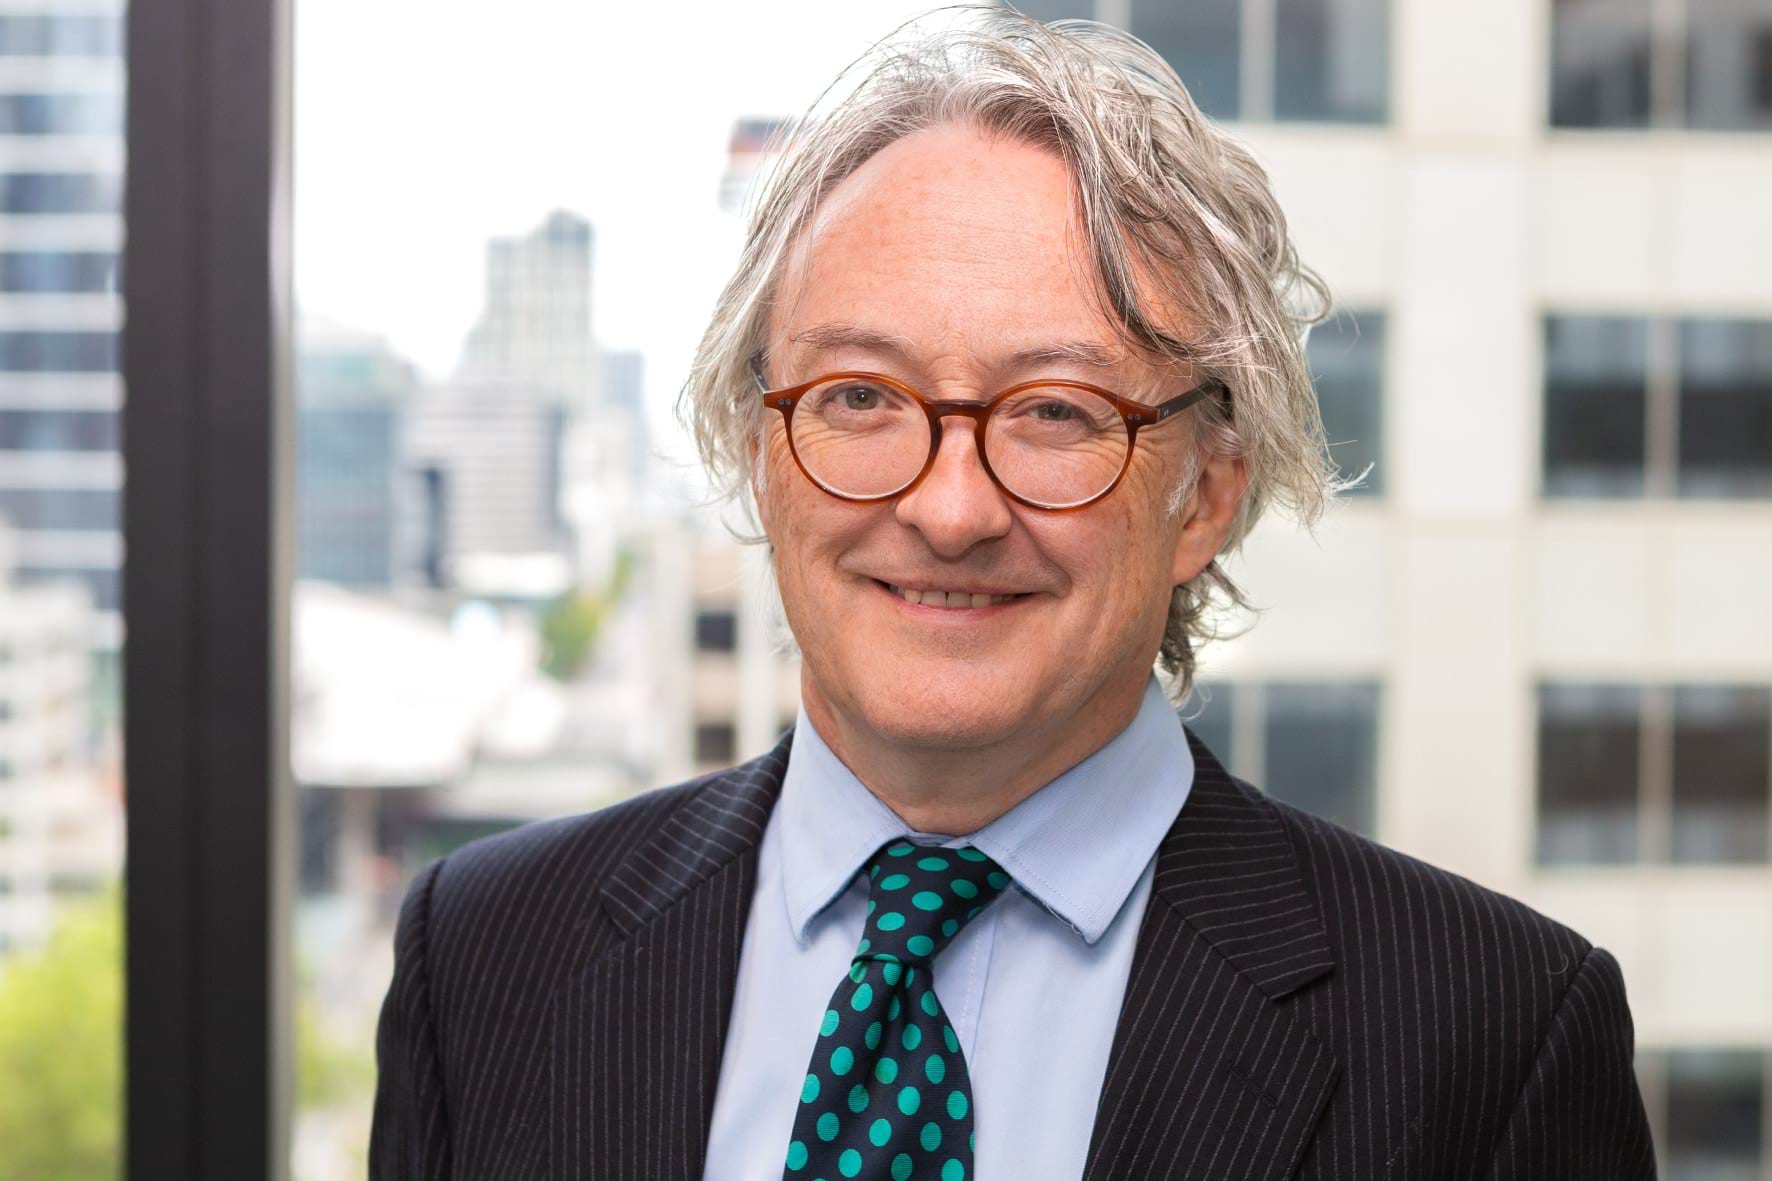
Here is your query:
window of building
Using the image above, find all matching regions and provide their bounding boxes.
[1638,1048,1769,1178]
[1308,309,1385,496]
[1552,0,1772,130]
[0,93,124,136]
[694,720,738,766]
[1010,0,1389,123]
[0,408,120,450]
[0,173,122,216]
[1543,315,1772,501]
[695,607,738,654]
[17,565,121,613]
[0,14,123,56]
[1537,682,1772,867]
[1182,679,1382,835]
[0,251,119,294]
[0,330,118,372]
[0,488,118,532]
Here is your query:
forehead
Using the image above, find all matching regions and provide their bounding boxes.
[771,124,1125,365]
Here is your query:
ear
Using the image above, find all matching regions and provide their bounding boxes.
[1169,450,1248,586]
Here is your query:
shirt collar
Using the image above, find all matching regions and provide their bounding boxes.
[777,675,1194,946]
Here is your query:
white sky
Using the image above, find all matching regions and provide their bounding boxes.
[294,0,940,443]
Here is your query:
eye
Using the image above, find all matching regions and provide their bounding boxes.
[1032,400,1078,422]
[835,383,884,411]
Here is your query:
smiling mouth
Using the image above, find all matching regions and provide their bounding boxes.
[873,579,1027,609]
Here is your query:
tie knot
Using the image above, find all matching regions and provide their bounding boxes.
[857,840,1012,968]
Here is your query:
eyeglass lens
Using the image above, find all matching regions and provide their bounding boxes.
[788,377,1131,508]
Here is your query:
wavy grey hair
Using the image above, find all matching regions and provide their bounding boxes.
[678,5,1360,701]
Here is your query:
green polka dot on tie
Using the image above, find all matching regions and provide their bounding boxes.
[870,863,881,877]
[874,1056,898,1084]
[857,939,870,954]
[901,1024,922,1050]
[987,871,1009,889]
[941,919,958,938]
[920,991,940,1016]
[942,1159,965,1181]
[887,994,902,1021]
[944,1025,959,1052]
[865,1022,883,1050]
[820,1009,839,1037]
[912,891,943,911]
[851,983,873,1011]
[869,1118,892,1147]
[950,879,978,899]
[957,848,988,862]
[906,934,935,957]
[817,1111,840,1141]
[888,842,914,856]
[801,1075,820,1103]
[947,1090,968,1120]
[830,1046,854,1076]
[916,856,949,871]
[925,1053,946,1084]
[966,906,981,919]
[898,1085,921,1115]
[787,1139,809,1170]
[920,1121,942,1151]
[877,911,905,931]
[879,873,910,891]
[891,1152,914,1181]
[848,962,867,984]
[848,1084,869,1113]
[868,900,877,914]
[970,1132,975,1151]
[881,962,902,986]
[839,1148,863,1177]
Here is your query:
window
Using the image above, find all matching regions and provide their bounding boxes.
[1183,680,1382,835]
[0,14,123,56]
[695,608,738,654]
[1010,0,1389,122]
[0,251,120,294]
[695,720,738,766]
[0,93,124,136]
[0,173,121,215]
[1552,0,1772,130]
[18,565,121,613]
[1308,309,1385,496]
[1536,682,1772,867]
[0,408,120,450]
[1638,1048,1769,1179]
[0,488,117,531]
[1543,315,1772,501]
[0,330,118,372]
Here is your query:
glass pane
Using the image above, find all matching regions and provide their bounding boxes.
[1671,685,1770,865]
[1550,0,1653,128]
[1264,682,1381,834]
[1131,0,1242,120]
[1678,319,1772,499]
[1665,1049,1765,1180]
[1536,683,1641,866]
[1543,315,1649,498]
[1274,0,1389,123]
[0,2,126,1177]
[1308,310,1385,496]
[1685,0,1772,131]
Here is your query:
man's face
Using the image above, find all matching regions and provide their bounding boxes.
[759,123,1240,757]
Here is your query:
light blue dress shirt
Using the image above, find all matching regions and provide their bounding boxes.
[702,676,1195,1180]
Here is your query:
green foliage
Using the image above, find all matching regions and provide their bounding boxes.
[537,547,637,682]
[0,890,122,1181]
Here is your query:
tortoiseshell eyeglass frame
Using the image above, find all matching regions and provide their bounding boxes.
[749,353,1224,512]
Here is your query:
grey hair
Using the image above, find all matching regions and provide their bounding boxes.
[678,5,1362,701]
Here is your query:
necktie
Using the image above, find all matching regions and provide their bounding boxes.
[782,840,1013,1181]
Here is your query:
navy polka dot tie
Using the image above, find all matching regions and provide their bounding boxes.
[781,840,1013,1181]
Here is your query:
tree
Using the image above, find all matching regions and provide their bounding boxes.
[0,890,122,1181]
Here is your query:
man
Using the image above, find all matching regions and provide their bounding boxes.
[372,11,1655,1180]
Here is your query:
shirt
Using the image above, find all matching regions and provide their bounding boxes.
[702,675,1195,1180]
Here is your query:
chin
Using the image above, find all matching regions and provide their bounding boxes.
[847,675,1038,751]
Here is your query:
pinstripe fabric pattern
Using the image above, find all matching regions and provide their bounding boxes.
[371,726,1655,1180]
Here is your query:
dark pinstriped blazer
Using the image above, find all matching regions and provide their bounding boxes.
[371,726,1657,1180]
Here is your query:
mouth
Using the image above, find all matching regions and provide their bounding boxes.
[871,578,1029,610]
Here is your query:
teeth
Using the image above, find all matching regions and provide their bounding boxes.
[886,583,1022,608]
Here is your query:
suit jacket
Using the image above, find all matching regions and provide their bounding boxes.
[370,726,1657,1180]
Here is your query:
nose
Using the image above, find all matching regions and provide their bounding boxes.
[893,414,1014,558]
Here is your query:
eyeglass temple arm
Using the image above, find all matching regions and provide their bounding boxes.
[749,353,771,395]
[1148,379,1222,421]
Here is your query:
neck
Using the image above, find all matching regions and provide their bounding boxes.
[800,673,1149,835]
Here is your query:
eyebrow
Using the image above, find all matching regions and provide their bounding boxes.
[786,321,1125,374]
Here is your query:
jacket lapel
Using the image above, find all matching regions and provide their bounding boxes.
[1081,727,1340,1181]
[552,736,792,1181]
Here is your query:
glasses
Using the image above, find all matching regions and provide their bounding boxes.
[752,357,1223,511]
